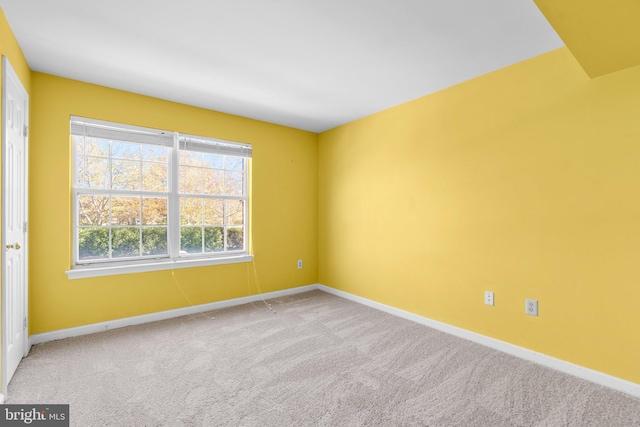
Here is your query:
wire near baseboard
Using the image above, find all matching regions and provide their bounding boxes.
[29,284,318,346]
[28,283,640,399]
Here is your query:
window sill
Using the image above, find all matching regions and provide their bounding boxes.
[65,254,254,280]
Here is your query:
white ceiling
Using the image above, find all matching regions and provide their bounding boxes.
[0,0,563,133]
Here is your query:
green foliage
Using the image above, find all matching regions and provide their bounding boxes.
[142,227,168,256]
[227,227,244,250]
[112,227,139,258]
[180,227,223,253]
[79,226,239,259]
[79,227,169,259]
[180,226,239,253]
[180,227,202,253]
[205,227,223,252]
[78,228,109,259]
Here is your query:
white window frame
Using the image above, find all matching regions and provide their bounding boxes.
[66,117,253,280]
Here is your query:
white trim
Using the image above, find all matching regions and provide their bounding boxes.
[168,132,180,258]
[29,284,318,345]
[66,254,254,279]
[27,282,640,399]
[317,285,640,399]
[1,56,29,401]
[0,393,4,404]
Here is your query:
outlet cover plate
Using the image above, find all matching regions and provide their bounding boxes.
[526,298,538,316]
[484,291,494,306]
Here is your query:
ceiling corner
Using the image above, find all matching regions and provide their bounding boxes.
[534,0,640,78]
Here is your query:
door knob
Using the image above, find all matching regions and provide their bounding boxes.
[5,243,21,250]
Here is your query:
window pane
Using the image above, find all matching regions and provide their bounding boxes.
[203,169,223,195]
[203,153,224,169]
[85,138,109,157]
[79,195,109,226]
[112,227,141,258]
[225,200,244,225]
[180,227,203,254]
[142,198,167,225]
[78,228,109,260]
[73,136,84,156]
[142,162,168,191]
[225,156,243,171]
[112,196,140,226]
[76,156,86,188]
[112,159,141,190]
[180,151,203,166]
[226,227,244,251]
[180,166,203,194]
[204,199,223,225]
[142,145,168,161]
[142,227,168,256]
[181,197,202,225]
[204,227,223,252]
[224,171,243,196]
[85,156,110,189]
[111,141,140,160]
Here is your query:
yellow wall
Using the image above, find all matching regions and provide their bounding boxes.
[29,73,318,334]
[319,47,640,384]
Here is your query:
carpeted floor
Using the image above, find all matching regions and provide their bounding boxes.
[7,290,640,426]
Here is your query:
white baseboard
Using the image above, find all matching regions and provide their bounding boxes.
[28,282,640,399]
[317,284,640,399]
[29,284,319,346]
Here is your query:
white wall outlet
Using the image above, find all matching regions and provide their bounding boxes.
[525,298,538,316]
[297,260,303,269]
[484,291,494,306]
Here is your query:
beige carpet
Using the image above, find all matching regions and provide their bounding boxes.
[7,290,640,426]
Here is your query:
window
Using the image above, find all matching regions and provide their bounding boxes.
[69,117,251,277]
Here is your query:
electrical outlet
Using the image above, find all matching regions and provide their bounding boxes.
[297,260,303,269]
[525,299,538,316]
[484,291,494,306]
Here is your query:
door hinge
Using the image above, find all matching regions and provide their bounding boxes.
[24,317,27,329]
[24,222,28,233]
[23,125,28,137]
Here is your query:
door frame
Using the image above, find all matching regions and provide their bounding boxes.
[1,55,30,400]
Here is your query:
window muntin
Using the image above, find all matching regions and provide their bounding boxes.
[71,117,251,267]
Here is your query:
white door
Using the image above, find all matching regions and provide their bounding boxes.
[1,56,29,397]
